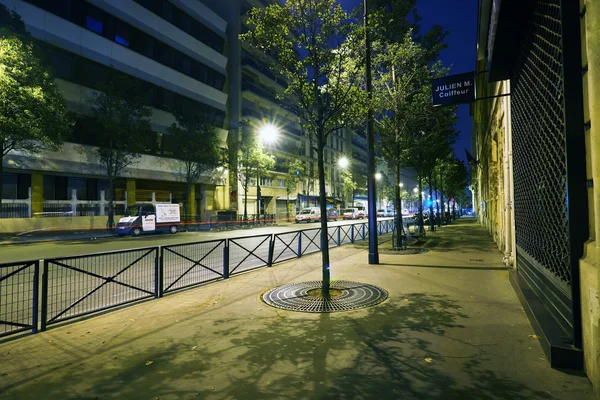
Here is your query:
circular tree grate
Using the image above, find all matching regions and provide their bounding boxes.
[262,280,388,313]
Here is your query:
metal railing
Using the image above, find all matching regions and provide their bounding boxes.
[41,247,158,329]
[161,240,226,295]
[0,261,39,337]
[1,217,410,337]
[209,214,276,230]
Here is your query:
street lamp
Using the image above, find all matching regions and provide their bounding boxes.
[399,182,404,187]
[258,122,279,145]
[375,172,382,181]
[338,156,349,169]
[413,187,419,193]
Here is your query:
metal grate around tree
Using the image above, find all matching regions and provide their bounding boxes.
[263,280,388,313]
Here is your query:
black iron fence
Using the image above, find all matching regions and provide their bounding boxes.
[0,261,39,337]
[41,247,158,330]
[1,218,396,337]
[209,213,276,230]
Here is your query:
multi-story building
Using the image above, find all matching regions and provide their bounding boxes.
[472,0,598,392]
[0,0,371,231]
[0,0,231,232]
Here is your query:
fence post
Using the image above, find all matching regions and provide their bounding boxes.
[27,187,32,218]
[362,223,366,240]
[267,234,274,267]
[297,232,302,258]
[40,260,49,332]
[337,227,341,245]
[223,240,229,279]
[155,247,163,298]
[99,190,106,216]
[31,261,40,334]
[351,224,355,243]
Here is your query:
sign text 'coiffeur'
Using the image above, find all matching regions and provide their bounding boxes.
[432,72,475,107]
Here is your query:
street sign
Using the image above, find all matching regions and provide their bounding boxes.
[432,72,475,107]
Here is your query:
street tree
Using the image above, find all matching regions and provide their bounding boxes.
[283,157,305,220]
[168,111,222,223]
[400,83,458,233]
[236,121,275,221]
[372,31,431,246]
[0,5,71,202]
[88,69,152,229]
[340,168,357,208]
[242,0,366,296]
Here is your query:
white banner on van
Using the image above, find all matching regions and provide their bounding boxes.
[155,204,180,223]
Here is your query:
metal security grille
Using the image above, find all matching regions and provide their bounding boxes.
[511,0,573,334]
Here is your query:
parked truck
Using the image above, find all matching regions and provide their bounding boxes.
[117,203,180,236]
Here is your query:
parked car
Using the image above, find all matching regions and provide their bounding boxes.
[376,209,387,217]
[326,209,339,221]
[295,207,321,223]
[342,208,360,220]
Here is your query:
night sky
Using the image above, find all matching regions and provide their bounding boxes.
[339,0,478,164]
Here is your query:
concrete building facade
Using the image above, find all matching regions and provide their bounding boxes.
[0,0,372,231]
[473,0,599,393]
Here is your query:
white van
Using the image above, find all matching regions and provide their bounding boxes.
[117,203,180,236]
[295,207,321,223]
[342,208,360,220]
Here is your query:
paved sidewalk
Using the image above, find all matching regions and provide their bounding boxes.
[0,219,593,399]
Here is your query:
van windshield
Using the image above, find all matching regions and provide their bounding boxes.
[300,210,312,214]
[125,206,140,217]
[342,209,354,213]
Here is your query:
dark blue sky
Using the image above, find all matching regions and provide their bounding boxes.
[339,0,478,164]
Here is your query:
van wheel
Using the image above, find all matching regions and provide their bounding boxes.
[132,227,141,237]
[169,225,177,234]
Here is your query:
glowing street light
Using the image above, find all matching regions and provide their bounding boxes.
[258,122,279,145]
[399,182,404,187]
[413,187,419,193]
[375,172,382,181]
[338,156,349,169]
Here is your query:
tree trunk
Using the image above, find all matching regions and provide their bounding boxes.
[394,163,402,249]
[0,158,4,217]
[107,176,115,230]
[317,130,330,298]
[434,171,441,228]
[243,182,248,221]
[183,183,191,224]
[428,173,435,232]
[417,176,425,234]
[439,171,445,225]
[286,193,290,222]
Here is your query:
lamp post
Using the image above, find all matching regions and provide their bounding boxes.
[364,0,378,264]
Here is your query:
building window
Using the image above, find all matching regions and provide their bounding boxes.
[85,8,104,34]
[115,23,130,47]
[277,179,285,188]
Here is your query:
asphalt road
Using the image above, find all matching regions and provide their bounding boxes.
[0,218,392,263]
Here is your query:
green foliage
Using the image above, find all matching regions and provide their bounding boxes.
[236,121,275,219]
[0,4,72,201]
[340,168,357,202]
[241,0,366,143]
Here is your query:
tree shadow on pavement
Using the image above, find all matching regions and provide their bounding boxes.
[4,293,555,400]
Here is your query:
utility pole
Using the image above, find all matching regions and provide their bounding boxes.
[365,0,379,264]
